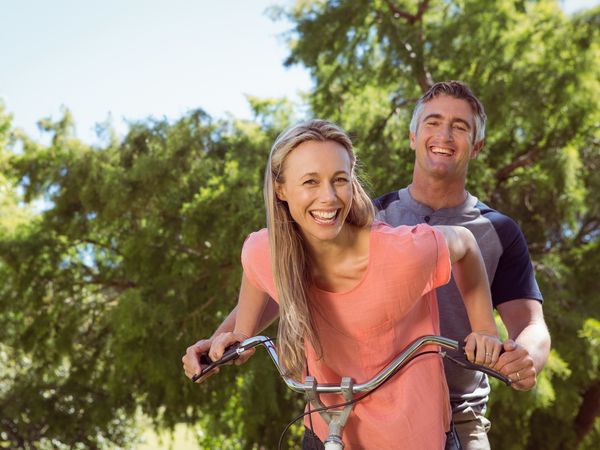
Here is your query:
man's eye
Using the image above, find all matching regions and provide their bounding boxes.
[453,124,467,131]
[334,177,349,184]
[426,121,439,126]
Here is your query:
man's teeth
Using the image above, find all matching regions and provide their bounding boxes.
[431,146,453,155]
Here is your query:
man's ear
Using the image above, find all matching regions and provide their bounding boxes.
[471,139,485,159]
[409,132,417,151]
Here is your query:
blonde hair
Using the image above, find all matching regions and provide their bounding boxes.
[264,119,375,379]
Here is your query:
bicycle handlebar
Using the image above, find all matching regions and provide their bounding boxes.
[192,335,512,388]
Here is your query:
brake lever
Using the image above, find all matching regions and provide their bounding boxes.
[191,342,242,382]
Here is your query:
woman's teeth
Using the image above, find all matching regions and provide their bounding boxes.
[311,210,338,223]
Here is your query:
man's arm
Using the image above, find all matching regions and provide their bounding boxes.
[495,299,551,390]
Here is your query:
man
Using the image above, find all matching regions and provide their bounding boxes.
[183,81,551,449]
[373,81,550,448]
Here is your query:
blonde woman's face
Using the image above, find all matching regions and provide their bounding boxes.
[275,140,353,245]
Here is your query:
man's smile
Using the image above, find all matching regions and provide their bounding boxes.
[429,145,455,156]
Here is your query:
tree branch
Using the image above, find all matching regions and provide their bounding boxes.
[574,375,600,444]
[384,0,430,25]
[366,96,414,143]
[495,146,541,183]
[574,216,600,245]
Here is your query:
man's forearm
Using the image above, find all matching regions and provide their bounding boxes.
[514,321,551,374]
[498,299,550,374]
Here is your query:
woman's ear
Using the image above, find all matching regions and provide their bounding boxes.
[275,183,286,202]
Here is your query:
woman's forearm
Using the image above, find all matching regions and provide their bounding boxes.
[452,228,497,335]
[232,274,270,338]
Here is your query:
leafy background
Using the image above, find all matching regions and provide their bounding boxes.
[1,1,599,449]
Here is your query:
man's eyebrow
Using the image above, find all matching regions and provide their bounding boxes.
[422,113,443,122]
[422,113,472,129]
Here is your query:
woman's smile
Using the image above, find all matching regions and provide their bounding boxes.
[275,139,353,244]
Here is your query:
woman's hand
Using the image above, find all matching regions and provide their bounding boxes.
[463,332,503,367]
[182,337,218,383]
[182,332,254,384]
[208,331,251,362]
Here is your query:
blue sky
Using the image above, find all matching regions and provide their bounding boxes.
[1,0,597,145]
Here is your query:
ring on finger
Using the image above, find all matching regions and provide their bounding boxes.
[516,371,521,381]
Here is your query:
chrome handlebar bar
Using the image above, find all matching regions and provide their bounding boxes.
[193,334,511,389]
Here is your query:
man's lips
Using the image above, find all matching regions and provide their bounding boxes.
[429,145,455,156]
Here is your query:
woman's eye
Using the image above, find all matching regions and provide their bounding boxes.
[334,177,349,184]
[303,179,317,185]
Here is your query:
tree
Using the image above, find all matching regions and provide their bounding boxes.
[276,0,600,447]
[2,1,599,448]
[0,99,306,449]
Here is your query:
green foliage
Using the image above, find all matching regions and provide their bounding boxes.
[279,0,600,448]
[0,104,307,448]
[1,1,599,449]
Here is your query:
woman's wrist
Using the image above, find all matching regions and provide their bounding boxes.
[233,329,251,340]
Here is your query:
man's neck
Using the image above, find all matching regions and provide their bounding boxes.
[409,173,468,211]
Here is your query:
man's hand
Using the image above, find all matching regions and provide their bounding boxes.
[493,339,537,390]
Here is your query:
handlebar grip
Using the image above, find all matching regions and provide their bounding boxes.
[192,342,242,382]
[452,339,512,386]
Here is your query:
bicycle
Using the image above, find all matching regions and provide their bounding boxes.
[193,335,511,450]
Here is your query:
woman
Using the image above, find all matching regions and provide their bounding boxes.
[191,119,501,449]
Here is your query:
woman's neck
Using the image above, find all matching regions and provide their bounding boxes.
[305,224,371,292]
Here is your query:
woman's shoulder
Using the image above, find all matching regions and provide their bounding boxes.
[242,228,269,256]
[244,228,269,245]
[372,220,435,239]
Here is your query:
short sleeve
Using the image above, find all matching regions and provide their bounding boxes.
[241,229,278,301]
[386,223,451,297]
[488,217,543,305]
[423,225,452,294]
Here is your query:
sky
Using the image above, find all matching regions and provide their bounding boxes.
[1,0,598,145]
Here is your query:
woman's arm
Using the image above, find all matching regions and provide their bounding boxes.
[435,225,502,366]
[183,275,277,383]
[208,273,271,361]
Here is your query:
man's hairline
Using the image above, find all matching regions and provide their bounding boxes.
[411,94,485,145]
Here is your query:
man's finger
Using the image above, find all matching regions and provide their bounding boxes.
[502,339,518,352]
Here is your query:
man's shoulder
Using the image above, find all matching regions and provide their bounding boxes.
[373,190,401,211]
[471,199,523,240]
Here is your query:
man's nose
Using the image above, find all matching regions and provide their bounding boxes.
[436,124,454,141]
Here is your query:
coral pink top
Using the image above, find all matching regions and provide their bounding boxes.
[241,222,452,449]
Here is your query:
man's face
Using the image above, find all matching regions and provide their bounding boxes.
[410,95,483,182]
